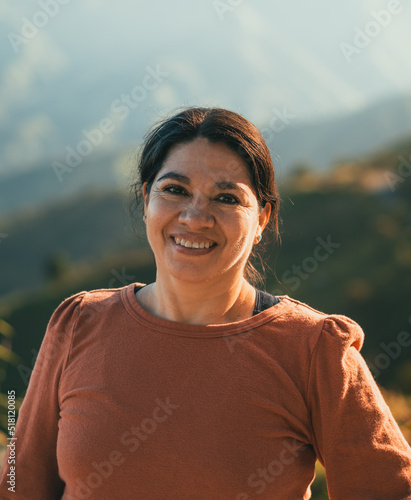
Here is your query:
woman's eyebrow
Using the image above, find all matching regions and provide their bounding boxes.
[215,181,247,194]
[216,181,243,192]
[156,172,246,194]
[156,171,190,184]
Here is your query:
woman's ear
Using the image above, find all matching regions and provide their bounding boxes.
[259,202,271,233]
[142,182,149,212]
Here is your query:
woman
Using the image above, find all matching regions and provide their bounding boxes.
[1,107,410,499]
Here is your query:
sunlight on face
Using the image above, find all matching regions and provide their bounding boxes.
[143,138,271,286]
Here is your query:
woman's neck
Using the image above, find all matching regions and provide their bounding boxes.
[136,274,256,325]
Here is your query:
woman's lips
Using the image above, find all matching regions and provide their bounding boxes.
[170,236,217,255]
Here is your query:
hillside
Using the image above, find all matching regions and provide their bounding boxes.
[268,92,411,171]
[1,93,411,216]
[0,148,133,215]
[0,188,143,296]
[271,139,411,392]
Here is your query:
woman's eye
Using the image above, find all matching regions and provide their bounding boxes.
[217,194,239,204]
[163,185,187,195]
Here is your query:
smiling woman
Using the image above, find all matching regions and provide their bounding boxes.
[129,107,279,325]
[135,107,279,279]
[0,107,410,500]
[136,137,273,324]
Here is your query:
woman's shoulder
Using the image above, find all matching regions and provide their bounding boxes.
[275,295,364,352]
[51,282,144,320]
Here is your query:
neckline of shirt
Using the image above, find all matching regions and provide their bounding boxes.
[121,282,295,338]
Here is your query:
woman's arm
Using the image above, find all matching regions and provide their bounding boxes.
[307,315,411,499]
[0,292,85,499]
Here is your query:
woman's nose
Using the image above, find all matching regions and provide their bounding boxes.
[178,199,215,229]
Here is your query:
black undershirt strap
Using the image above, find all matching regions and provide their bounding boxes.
[134,285,280,316]
[252,289,280,315]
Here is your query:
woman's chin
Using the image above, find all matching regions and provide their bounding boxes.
[163,263,218,285]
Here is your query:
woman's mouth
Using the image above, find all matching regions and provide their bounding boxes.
[173,237,216,249]
[170,236,217,254]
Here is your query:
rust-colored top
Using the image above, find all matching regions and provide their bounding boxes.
[1,283,410,499]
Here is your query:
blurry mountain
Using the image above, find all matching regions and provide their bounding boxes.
[0,188,145,297]
[0,148,134,216]
[266,92,411,173]
[1,93,411,216]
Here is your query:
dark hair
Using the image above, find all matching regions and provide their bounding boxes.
[130,106,280,286]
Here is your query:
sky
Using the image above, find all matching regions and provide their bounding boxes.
[1,0,411,174]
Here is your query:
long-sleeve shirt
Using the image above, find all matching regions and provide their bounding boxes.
[1,282,410,499]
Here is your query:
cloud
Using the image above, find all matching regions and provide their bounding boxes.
[235,3,366,119]
[365,11,411,93]
[0,32,68,125]
[3,114,59,169]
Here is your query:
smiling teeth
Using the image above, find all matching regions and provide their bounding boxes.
[174,237,213,249]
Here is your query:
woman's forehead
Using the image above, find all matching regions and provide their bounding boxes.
[157,138,252,184]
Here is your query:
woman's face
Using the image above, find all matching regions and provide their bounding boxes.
[143,138,271,286]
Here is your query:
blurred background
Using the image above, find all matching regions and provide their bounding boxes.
[1,0,411,497]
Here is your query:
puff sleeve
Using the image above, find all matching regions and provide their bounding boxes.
[0,292,85,499]
[307,315,411,499]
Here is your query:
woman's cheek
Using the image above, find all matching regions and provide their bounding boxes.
[149,196,180,216]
